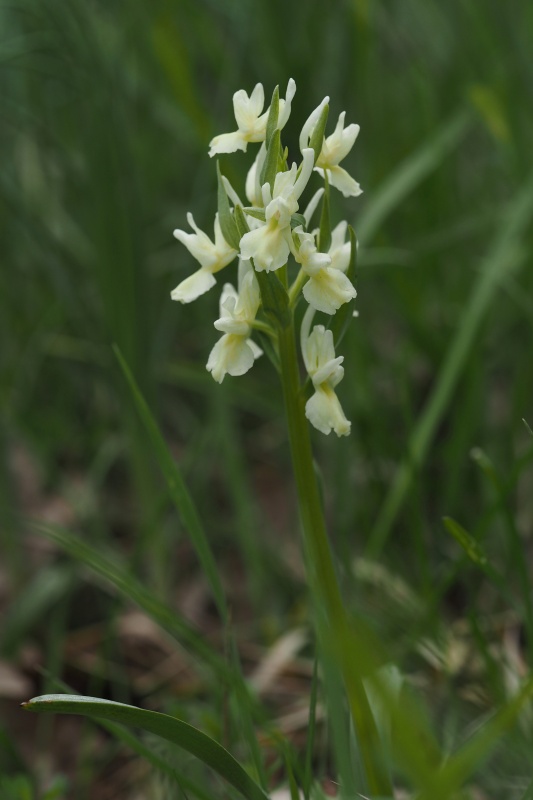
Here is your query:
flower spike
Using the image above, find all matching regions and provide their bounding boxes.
[173,80,364,437]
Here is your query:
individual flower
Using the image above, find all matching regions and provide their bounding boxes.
[206,262,262,383]
[209,79,296,157]
[302,317,351,437]
[301,104,362,198]
[239,149,315,271]
[171,213,237,303]
[292,226,356,315]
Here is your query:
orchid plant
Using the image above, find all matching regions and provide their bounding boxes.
[24,81,395,800]
[170,81,393,796]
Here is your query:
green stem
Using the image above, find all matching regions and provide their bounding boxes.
[277,320,392,797]
[288,267,308,307]
[251,319,276,338]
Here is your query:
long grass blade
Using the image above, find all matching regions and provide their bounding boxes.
[23,694,269,800]
[113,344,228,621]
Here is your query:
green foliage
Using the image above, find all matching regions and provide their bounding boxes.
[308,103,329,166]
[217,163,241,250]
[24,695,270,800]
[265,85,280,148]
[259,129,282,191]
[2,0,533,796]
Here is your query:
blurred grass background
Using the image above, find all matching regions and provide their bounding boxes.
[1,0,533,797]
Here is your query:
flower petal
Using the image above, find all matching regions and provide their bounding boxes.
[315,166,362,198]
[233,84,264,130]
[171,268,216,304]
[239,222,290,272]
[206,333,257,383]
[302,268,357,314]
[329,221,351,272]
[208,130,248,157]
[277,78,297,130]
[305,386,351,437]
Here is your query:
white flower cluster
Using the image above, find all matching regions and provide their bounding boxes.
[171,79,362,437]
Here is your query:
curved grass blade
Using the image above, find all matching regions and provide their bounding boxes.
[113,344,228,622]
[102,720,213,800]
[41,673,213,800]
[23,695,269,800]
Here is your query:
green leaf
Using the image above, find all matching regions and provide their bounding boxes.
[308,102,329,164]
[255,270,291,330]
[317,172,331,252]
[443,517,487,565]
[329,225,357,347]
[259,129,281,191]
[217,162,240,249]
[290,213,306,230]
[102,720,213,800]
[523,418,533,437]
[23,695,269,800]
[113,345,228,621]
[41,672,213,800]
[234,204,251,238]
[242,207,266,222]
[265,85,279,148]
